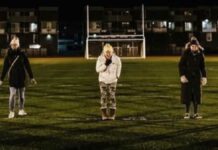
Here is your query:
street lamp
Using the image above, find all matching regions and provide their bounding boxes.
[46,27,52,40]
[46,34,52,40]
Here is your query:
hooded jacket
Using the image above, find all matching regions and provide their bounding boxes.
[96,54,122,84]
[178,49,206,104]
[0,48,33,88]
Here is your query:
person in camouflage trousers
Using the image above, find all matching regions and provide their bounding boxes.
[96,43,122,120]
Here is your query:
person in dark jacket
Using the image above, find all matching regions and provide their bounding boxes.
[0,36,37,119]
[179,40,207,119]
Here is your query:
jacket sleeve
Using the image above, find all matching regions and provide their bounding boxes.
[185,42,190,50]
[0,55,10,81]
[116,57,122,78]
[23,53,33,79]
[96,57,107,73]
[200,53,206,77]
[179,51,188,76]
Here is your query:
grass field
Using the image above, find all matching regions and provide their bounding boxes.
[0,57,218,150]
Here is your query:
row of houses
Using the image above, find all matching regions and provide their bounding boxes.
[1,5,218,57]
[86,5,218,57]
[0,7,58,56]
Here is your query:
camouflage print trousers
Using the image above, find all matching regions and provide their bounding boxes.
[99,82,117,110]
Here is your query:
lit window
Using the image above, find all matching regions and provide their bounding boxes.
[206,32,212,42]
[89,21,101,33]
[152,21,167,32]
[29,44,41,49]
[184,11,192,16]
[185,22,193,31]
[30,23,37,32]
[0,22,5,34]
[11,23,20,33]
[168,22,175,30]
[153,21,167,28]
[122,22,130,25]
[41,21,57,34]
[160,21,167,28]
[202,19,216,32]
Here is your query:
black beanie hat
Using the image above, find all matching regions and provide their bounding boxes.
[190,39,198,45]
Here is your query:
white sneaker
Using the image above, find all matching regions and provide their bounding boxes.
[184,113,190,119]
[108,116,115,120]
[8,111,15,119]
[193,113,202,119]
[102,116,108,120]
[18,109,27,116]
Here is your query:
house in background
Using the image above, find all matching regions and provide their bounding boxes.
[85,5,218,56]
[0,7,58,57]
[144,6,218,55]
[85,5,145,59]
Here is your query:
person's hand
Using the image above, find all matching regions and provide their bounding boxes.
[0,80,3,86]
[201,77,207,86]
[30,78,37,85]
[105,59,112,66]
[180,75,188,83]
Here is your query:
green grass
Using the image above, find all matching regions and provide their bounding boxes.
[0,57,218,150]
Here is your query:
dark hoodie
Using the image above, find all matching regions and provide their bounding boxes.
[0,48,33,88]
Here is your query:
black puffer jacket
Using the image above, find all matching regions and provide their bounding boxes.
[0,48,33,88]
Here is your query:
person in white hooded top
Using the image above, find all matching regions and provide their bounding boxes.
[96,43,122,120]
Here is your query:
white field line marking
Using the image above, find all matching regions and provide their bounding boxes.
[58,117,218,121]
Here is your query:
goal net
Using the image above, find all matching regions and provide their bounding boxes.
[85,5,145,59]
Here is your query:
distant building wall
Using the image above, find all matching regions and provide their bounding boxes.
[144,6,218,55]
[0,7,58,57]
[85,5,218,55]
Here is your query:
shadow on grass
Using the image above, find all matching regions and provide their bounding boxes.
[168,140,218,150]
[0,118,218,150]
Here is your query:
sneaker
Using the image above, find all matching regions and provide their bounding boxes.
[108,116,115,120]
[102,116,108,120]
[101,109,108,121]
[184,113,190,119]
[193,113,202,119]
[8,111,15,119]
[18,109,27,116]
[108,109,116,120]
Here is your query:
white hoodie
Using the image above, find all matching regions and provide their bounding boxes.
[96,54,122,84]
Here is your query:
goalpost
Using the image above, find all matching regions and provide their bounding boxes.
[85,5,146,59]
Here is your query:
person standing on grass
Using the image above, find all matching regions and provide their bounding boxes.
[0,36,37,119]
[179,40,207,119]
[96,43,122,120]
